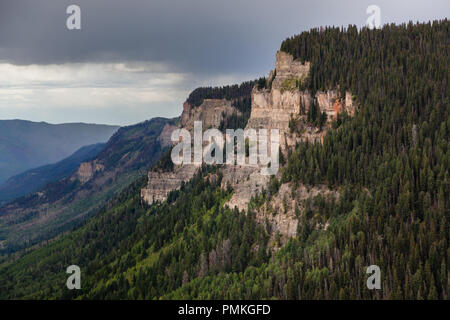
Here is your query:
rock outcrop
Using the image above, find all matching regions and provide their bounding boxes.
[246,51,310,150]
[246,51,355,149]
[221,164,269,211]
[141,50,355,244]
[72,161,104,184]
[222,51,354,239]
[141,98,237,205]
[157,123,178,148]
[141,164,199,204]
[180,99,240,131]
[315,90,355,120]
[254,182,338,244]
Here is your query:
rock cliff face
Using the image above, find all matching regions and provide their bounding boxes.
[180,99,240,131]
[141,165,199,203]
[141,98,237,204]
[247,51,355,149]
[157,123,178,148]
[141,50,356,243]
[221,51,355,217]
[246,51,310,149]
[72,160,104,184]
[255,182,338,244]
[315,90,355,120]
[221,164,268,211]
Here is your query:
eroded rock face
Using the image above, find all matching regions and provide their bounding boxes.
[158,123,178,148]
[141,164,199,204]
[72,161,104,184]
[273,51,311,88]
[221,164,269,211]
[316,90,355,120]
[246,52,311,150]
[255,182,338,243]
[141,97,241,205]
[247,51,355,150]
[220,51,351,240]
[141,50,354,242]
[180,99,240,131]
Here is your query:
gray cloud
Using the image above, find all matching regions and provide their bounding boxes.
[0,0,448,125]
[1,0,447,74]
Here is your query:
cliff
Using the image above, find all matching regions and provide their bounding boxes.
[180,99,240,131]
[141,51,356,243]
[248,51,355,149]
[141,98,238,203]
[223,51,355,221]
[71,160,105,184]
[141,165,199,203]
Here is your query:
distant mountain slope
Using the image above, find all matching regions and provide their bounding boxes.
[0,117,175,253]
[0,143,105,205]
[0,120,119,184]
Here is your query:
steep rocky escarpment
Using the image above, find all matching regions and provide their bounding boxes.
[141,82,257,204]
[141,50,355,244]
[223,50,355,230]
[141,97,239,204]
[247,51,355,149]
[141,164,199,204]
[180,99,240,131]
[140,51,355,220]
[3,21,448,300]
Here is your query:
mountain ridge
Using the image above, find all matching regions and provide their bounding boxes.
[0,119,120,184]
[0,143,105,205]
[0,117,175,253]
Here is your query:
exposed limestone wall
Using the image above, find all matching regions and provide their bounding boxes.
[223,51,352,239]
[316,90,355,120]
[157,123,178,148]
[141,98,241,205]
[141,164,199,204]
[72,161,104,184]
[273,51,310,88]
[255,182,338,244]
[180,99,240,131]
[141,50,355,227]
[246,51,311,150]
[221,164,269,211]
[246,51,355,150]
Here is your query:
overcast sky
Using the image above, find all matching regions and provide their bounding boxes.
[0,0,448,126]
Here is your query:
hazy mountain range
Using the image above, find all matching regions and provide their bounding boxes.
[0,120,119,185]
[0,143,105,205]
[0,117,173,252]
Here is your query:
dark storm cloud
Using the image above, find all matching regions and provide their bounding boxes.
[0,0,447,126]
[1,0,446,75]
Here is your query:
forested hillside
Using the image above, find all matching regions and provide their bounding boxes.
[0,118,173,254]
[0,20,448,300]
